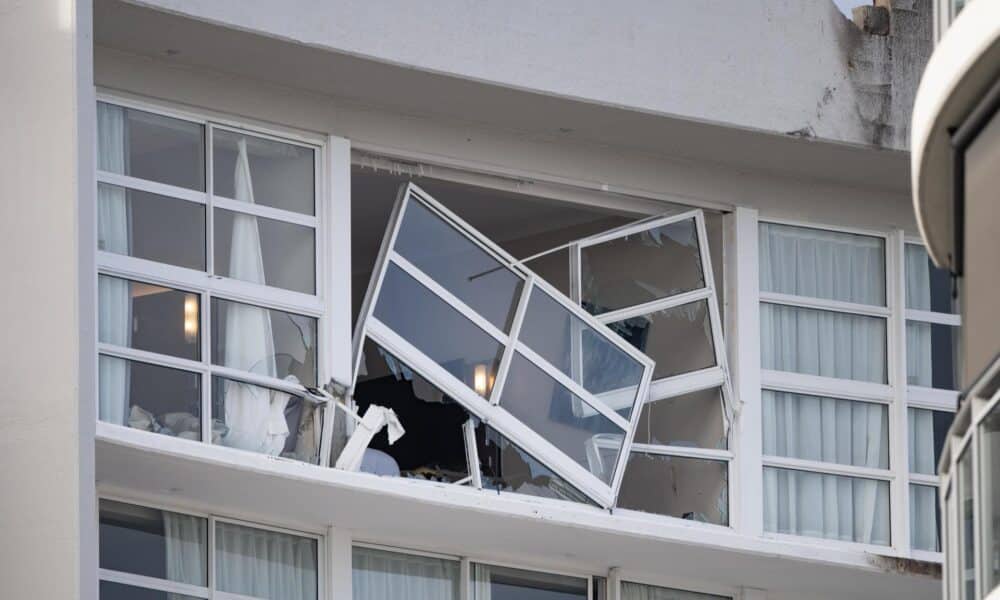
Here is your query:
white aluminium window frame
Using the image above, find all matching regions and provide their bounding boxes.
[757,218,902,551]
[97,494,326,600]
[94,92,338,465]
[350,182,655,508]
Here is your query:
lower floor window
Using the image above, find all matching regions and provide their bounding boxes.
[98,499,319,600]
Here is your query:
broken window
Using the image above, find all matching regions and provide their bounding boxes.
[527,210,734,523]
[345,183,654,507]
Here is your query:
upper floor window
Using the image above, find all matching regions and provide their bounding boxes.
[96,100,326,464]
[759,222,891,546]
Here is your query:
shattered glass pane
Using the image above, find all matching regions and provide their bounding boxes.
[633,387,727,449]
[581,218,704,315]
[606,300,716,381]
[617,452,729,525]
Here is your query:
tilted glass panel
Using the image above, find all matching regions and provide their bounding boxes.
[98,355,201,439]
[215,521,317,600]
[762,390,889,469]
[394,199,523,332]
[617,453,728,525]
[634,388,727,449]
[907,407,951,475]
[97,102,206,191]
[470,564,588,600]
[910,484,941,552]
[607,300,716,381]
[518,286,645,417]
[98,275,201,361]
[905,243,957,313]
[211,297,318,387]
[477,425,594,505]
[374,262,505,398]
[214,208,316,295]
[581,218,704,315]
[98,183,206,271]
[500,353,625,484]
[906,321,959,390]
[353,546,460,600]
[759,222,886,306]
[99,499,207,586]
[763,467,890,545]
[211,376,323,463]
[760,303,887,383]
[213,129,315,216]
[523,247,570,297]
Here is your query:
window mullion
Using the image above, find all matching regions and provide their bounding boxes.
[889,229,911,554]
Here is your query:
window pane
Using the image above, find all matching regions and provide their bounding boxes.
[99,499,207,586]
[906,321,959,389]
[905,243,956,313]
[470,564,588,600]
[352,339,471,481]
[607,300,715,381]
[907,407,951,475]
[373,262,504,398]
[958,449,975,599]
[478,425,594,505]
[760,303,887,383]
[99,581,202,600]
[621,581,729,600]
[213,129,315,216]
[394,199,523,332]
[352,546,460,600]
[763,467,890,545]
[617,453,728,525]
[981,406,1000,593]
[524,247,570,297]
[519,286,645,414]
[98,355,201,439]
[500,352,625,484]
[97,102,205,191]
[212,376,323,463]
[211,298,317,387]
[910,484,941,552]
[214,208,316,295]
[633,388,727,450]
[581,218,704,315]
[99,275,201,361]
[759,222,885,306]
[215,521,317,600]
[98,183,206,270]
[762,390,888,469]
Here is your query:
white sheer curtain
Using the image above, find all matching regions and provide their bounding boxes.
[621,581,727,600]
[909,408,940,550]
[352,546,460,600]
[215,521,317,600]
[759,223,889,545]
[470,563,492,600]
[163,512,207,587]
[910,484,940,551]
[97,103,131,425]
[219,138,292,454]
[905,245,934,386]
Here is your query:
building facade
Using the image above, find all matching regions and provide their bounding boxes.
[911,1,1000,598]
[0,1,953,599]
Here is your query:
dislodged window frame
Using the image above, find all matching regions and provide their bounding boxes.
[348,183,655,508]
[94,92,336,465]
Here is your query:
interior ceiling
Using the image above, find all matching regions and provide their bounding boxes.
[94,0,911,194]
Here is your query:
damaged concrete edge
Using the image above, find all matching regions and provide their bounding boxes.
[867,553,943,579]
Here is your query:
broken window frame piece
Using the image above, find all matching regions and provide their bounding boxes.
[349,182,654,507]
[529,209,735,521]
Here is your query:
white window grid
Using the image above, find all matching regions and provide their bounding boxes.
[757,218,900,551]
[94,94,335,465]
[900,237,960,560]
[351,182,655,508]
[97,495,325,600]
[557,210,735,518]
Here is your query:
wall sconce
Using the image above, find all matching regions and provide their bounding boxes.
[183,294,199,343]
[473,364,489,396]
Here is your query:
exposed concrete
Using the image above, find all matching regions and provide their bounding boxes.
[126,0,929,151]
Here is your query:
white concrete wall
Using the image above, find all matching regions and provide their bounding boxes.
[0,2,96,600]
[133,0,891,148]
